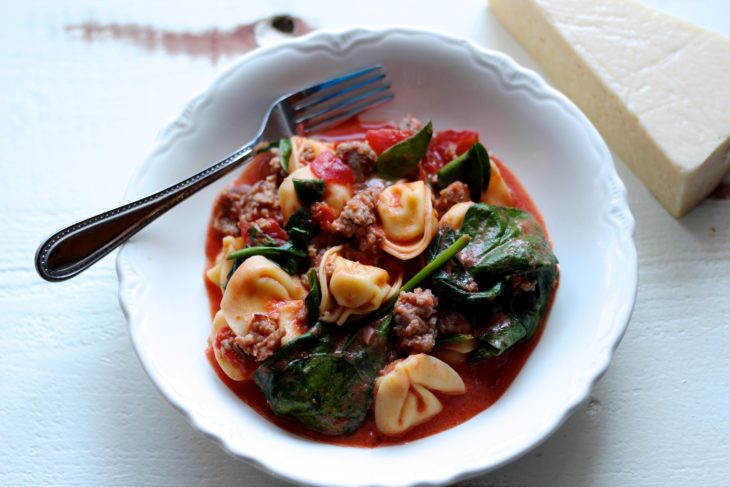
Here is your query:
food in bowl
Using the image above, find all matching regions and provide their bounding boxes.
[203,116,559,446]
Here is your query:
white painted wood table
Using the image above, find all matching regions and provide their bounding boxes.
[2,1,729,485]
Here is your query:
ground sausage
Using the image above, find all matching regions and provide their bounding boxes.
[235,313,284,362]
[335,141,377,182]
[393,288,439,354]
[435,181,471,217]
[399,114,424,132]
[330,185,384,258]
[212,175,282,236]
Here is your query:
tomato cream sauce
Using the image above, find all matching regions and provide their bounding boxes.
[204,119,555,447]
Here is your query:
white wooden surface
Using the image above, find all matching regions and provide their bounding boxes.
[2,1,729,486]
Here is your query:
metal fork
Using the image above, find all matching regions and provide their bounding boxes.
[35,65,393,282]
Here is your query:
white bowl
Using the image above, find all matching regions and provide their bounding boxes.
[117,27,637,487]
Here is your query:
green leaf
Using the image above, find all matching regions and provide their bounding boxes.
[458,204,558,277]
[427,227,505,305]
[436,142,490,201]
[279,138,293,174]
[375,121,433,180]
[253,316,393,436]
[452,203,558,360]
[285,209,316,248]
[304,268,321,323]
[293,178,325,207]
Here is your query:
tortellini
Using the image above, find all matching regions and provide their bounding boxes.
[433,335,479,364]
[374,354,466,436]
[279,165,353,224]
[220,255,306,336]
[377,181,438,260]
[289,136,334,173]
[438,201,474,230]
[481,158,513,207]
[206,236,244,289]
[209,310,247,381]
[318,246,401,325]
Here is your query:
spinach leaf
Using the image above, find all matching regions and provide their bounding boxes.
[375,121,433,180]
[285,209,316,248]
[304,268,321,323]
[253,317,393,436]
[255,138,293,174]
[293,178,325,206]
[458,204,558,277]
[436,142,490,201]
[226,240,305,275]
[279,138,293,174]
[427,227,505,305]
[453,204,558,361]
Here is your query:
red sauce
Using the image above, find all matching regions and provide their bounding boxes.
[203,118,555,447]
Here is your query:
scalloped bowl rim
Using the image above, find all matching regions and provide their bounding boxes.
[117,26,637,487]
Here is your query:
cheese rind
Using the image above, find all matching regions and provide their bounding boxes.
[490,0,730,216]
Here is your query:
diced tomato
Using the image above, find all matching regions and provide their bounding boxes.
[310,202,338,231]
[310,151,355,185]
[422,130,480,175]
[365,128,413,155]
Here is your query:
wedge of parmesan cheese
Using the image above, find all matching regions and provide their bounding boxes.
[490,0,730,216]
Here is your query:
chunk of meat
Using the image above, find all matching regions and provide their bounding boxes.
[335,141,377,182]
[399,114,424,132]
[437,308,472,335]
[266,148,287,184]
[434,181,472,216]
[393,288,439,354]
[331,185,382,240]
[212,175,282,237]
[213,185,249,236]
[235,313,284,362]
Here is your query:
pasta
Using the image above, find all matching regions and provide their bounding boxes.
[376,181,438,260]
[481,158,513,206]
[289,135,334,173]
[374,354,466,436]
[206,235,244,288]
[438,201,474,230]
[209,311,246,381]
[279,165,353,224]
[220,255,306,336]
[318,246,401,325]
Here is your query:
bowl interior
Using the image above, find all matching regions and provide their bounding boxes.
[119,28,635,487]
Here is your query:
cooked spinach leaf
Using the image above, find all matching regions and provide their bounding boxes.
[304,268,321,323]
[426,203,558,361]
[226,240,305,274]
[436,142,490,201]
[254,316,393,436]
[255,138,293,173]
[428,227,504,305]
[285,209,316,247]
[375,121,433,180]
[293,178,325,206]
[279,138,293,173]
[458,204,558,277]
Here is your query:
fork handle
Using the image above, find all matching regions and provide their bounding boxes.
[35,142,257,282]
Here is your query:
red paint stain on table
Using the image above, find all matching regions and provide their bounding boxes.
[65,15,311,64]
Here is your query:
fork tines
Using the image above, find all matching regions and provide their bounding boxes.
[293,65,393,134]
